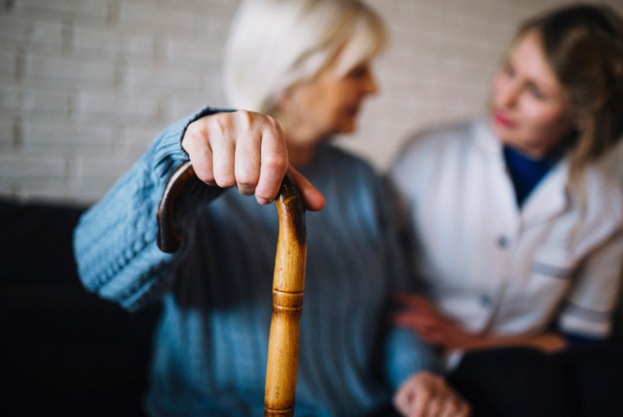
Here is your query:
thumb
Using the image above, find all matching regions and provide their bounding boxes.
[288,166,326,212]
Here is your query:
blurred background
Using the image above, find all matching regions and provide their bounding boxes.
[1,0,622,204]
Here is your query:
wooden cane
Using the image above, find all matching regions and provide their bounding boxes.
[156,160,307,417]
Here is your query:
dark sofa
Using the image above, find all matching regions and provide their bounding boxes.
[1,198,621,417]
[0,199,160,416]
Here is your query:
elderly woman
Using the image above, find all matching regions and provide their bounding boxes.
[73,1,469,416]
[390,4,623,417]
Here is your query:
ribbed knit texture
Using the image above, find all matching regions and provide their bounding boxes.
[73,107,440,417]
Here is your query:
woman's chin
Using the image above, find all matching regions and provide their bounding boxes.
[491,120,514,142]
[336,120,358,135]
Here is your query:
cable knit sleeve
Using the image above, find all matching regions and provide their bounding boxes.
[73,106,228,311]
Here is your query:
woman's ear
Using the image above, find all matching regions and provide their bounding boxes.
[277,88,294,111]
[573,113,585,133]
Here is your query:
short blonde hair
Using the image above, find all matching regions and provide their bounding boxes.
[222,0,386,114]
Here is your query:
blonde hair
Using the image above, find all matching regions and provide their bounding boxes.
[516,4,623,183]
[222,0,386,114]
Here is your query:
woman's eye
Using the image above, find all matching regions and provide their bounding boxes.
[528,84,546,100]
[503,63,515,78]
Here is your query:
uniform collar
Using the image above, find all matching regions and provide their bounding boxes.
[473,117,570,227]
[521,160,569,227]
[473,117,503,159]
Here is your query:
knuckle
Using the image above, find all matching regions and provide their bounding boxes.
[213,168,236,188]
[266,114,281,130]
[236,109,253,129]
[446,399,460,412]
[262,154,288,171]
[192,161,214,184]
[210,117,226,136]
[196,172,215,185]
[419,387,432,398]
[195,170,214,185]
[215,176,236,189]
[183,123,204,146]
[187,147,213,181]
[237,186,255,196]
[237,175,258,193]
[392,396,407,416]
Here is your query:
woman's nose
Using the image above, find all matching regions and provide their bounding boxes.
[498,80,521,109]
[363,68,379,96]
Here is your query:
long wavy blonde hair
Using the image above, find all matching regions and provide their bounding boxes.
[515,4,623,185]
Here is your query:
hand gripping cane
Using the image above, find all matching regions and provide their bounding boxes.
[156,160,307,417]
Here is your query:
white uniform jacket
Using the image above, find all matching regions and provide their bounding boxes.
[390,118,623,345]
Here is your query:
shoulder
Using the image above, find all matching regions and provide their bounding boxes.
[399,119,479,153]
[389,118,487,194]
[391,118,482,171]
[583,165,623,224]
[316,144,382,185]
[323,144,377,171]
[310,144,391,213]
[563,164,623,253]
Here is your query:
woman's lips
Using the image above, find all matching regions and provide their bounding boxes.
[493,109,516,128]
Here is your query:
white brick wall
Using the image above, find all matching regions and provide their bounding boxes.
[1,0,622,204]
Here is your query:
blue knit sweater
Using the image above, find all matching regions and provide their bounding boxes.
[73,107,439,417]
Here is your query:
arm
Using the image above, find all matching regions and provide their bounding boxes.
[376,177,470,417]
[558,230,623,340]
[73,107,225,311]
[392,294,568,354]
[74,107,325,312]
[393,372,470,417]
[377,175,442,385]
[386,326,472,416]
[390,232,623,354]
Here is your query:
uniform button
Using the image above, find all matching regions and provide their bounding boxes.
[497,236,510,248]
[480,294,492,307]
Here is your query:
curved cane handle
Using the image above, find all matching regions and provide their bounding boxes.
[156,161,307,417]
[156,160,196,253]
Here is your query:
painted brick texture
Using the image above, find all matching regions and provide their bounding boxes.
[1,0,622,203]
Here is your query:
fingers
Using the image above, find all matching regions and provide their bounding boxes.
[393,372,436,417]
[392,310,460,348]
[412,383,433,417]
[256,119,287,204]
[394,293,425,306]
[394,293,436,312]
[437,386,471,417]
[393,382,418,417]
[181,110,326,210]
[181,110,289,204]
[210,120,237,188]
[288,167,326,212]
[182,120,216,185]
[439,395,471,417]
[392,310,438,328]
[394,372,470,417]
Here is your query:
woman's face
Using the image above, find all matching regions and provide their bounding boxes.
[491,30,576,157]
[286,58,379,142]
